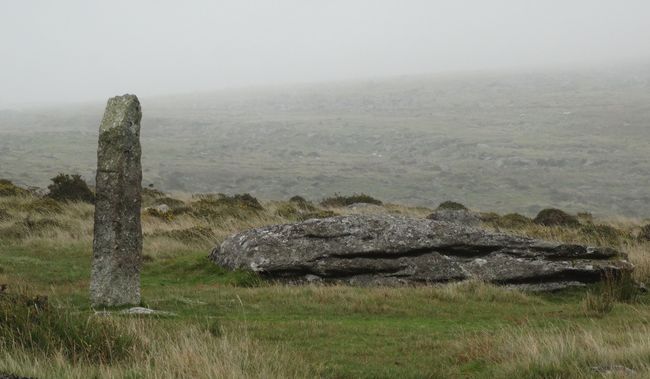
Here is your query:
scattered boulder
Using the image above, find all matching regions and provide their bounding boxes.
[153,204,170,214]
[145,203,172,217]
[533,208,580,227]
[211,214,632,291]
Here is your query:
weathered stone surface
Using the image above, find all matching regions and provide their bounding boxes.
[211,214,632,290]
[91,95,143,307]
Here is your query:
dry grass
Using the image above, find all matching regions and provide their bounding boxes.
[456,323,650,378]
[0,321,311,379]
[2,192,650,377]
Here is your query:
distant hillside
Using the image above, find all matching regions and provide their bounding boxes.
[1,66,649,217]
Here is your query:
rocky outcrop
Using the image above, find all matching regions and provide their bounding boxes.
[210,214,632,291]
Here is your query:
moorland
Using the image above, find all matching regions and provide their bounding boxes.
[1,180,650,378]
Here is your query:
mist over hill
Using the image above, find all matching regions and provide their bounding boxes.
[1,66,649,217]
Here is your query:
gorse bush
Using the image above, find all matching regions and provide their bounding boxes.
[190,193,263,220]
[320,193,382,207]
[533,208,580,227]
[0,289,135,364]
[47,174,94,203]
[436,201,467,211]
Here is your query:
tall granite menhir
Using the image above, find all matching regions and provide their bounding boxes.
[90,94,143,307]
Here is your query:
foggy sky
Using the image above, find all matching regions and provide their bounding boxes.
[2,0,650,108]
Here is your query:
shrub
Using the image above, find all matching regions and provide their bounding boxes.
[533,208,579,227]
[0,179,28,197]
[320,193,382,208]
[191,194,263,220]
[47,174,94,203]
[436,201,467,211]
[639,224,650,242]
[0,288,135,363]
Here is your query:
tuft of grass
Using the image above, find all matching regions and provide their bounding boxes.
[320,193,382,207]
[578,223,629,246]
[0,208,10,222]
[0,288,136,364]
[20,198,64,214]
[582,271,639,317]
[154,226,216,245]
[0,179,29,197]
[491,213,532,229]
[0,217,67,240]
[639,224,650,242]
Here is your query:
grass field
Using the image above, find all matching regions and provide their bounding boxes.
[1,189,650,378]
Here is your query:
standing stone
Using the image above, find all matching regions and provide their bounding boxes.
[90,94,143,307]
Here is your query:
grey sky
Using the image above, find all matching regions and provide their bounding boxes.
[2,0,649,107]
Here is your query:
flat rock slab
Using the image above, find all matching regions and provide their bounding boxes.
[210,214,632,290]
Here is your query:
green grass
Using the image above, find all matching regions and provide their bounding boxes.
[2,238,650,378]
[1,194,650,377]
